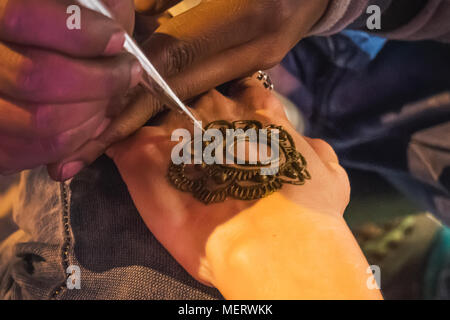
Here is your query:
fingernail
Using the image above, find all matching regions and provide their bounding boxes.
[59,161,84,181]
[130,61,143,89]
[104,32,126,56]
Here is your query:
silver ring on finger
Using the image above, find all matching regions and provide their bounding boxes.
[256,71,274,91]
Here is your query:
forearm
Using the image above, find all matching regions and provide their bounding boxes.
[206,193,383,300]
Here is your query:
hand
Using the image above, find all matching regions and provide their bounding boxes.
[108,76,369,299]
[0,0,143,179]
[134,0,181,14]
[136,0,330,101]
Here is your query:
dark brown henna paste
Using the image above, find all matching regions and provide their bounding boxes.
[168,120,311,204]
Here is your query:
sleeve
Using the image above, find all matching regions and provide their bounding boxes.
[308,0,450,42]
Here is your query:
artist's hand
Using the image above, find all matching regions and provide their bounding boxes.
[136,0,329,100]
[0,0,145,179]
[106,76,370,300]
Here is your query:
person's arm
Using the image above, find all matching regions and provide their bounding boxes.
[109,75,383,300]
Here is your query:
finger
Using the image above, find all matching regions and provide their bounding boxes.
[142,0,273,78]
[134,13,162,41]
[102,0,136,34]
[134,0,181,15]
[0,96,125,138]
[227,74,285,115]
[303,137,340,165]
[47,91,164,181]
[0,111,108,172]
[0,44,142,103]
[161,34,283,104]
[0,0,130,57]
[227,74,270,97]
[52,40,273,178]
[46,34,279,180]
[189,89,239,123]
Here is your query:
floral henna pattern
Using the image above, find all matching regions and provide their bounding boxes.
[168,120,311,204]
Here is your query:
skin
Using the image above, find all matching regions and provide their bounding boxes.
[0,0,330,181]
[0,0,141,179]
[108,76,383,300]
[138,0,330,101]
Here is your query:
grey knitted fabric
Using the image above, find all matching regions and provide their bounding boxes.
[0,159,222,300]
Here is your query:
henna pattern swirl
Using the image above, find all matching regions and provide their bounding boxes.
[168,120,311,204]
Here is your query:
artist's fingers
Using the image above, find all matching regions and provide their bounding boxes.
[54,40,282,178]
[102,0,136,34]
[0,0,132,57]
[45,33,280,180]
[134,0,181,15]
[47,91,164,181]
[152,35,281,108]
[0,44,142,103]
[0,111,108,172]
[0,97,123,138]
[60,41,272,176]
[134,13,162,41]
